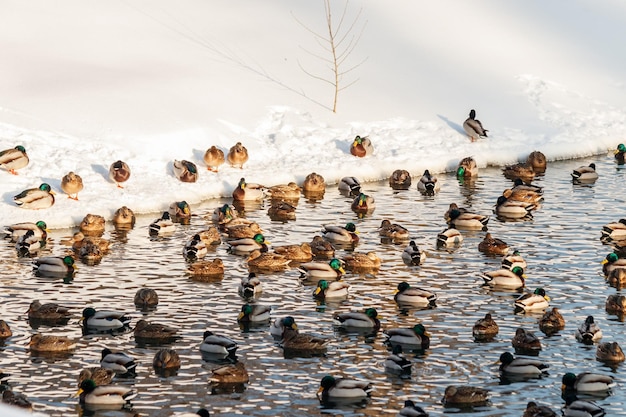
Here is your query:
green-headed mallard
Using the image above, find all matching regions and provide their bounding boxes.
[402,241,426,266]
[0,320,12,338]
[133,288,159,309]
[225,222,262,239]
[26,300,71,323]
[601,218,626,241]
[153,348,181,371]
[309,235,336,259]
[268,201,297,221]
[76,379,134,407]
[134,319,179,343]
[100,348,137,375]
[302,172,326,193]
[210,203,239,225]
[538,307,565,336]
[615,143,626,165]
[502,162,535,182]
[33,255,77,277]
[333,308,380,331]
[338,176,362,196]
[379,219,410,241]
[77,367,115,388]
[232,177,265,201]
[571,163,598,183]
[322,223,359,244]
[463,109,488,142]
[523,401,557,417]
[478,233,509,256]
[472,313,498,341]
[397,400,428,417]
[0,145,29,174]
[173,159,198,183]
[417,169,440,194]
[457,156,478,177]
[446,206,489,230]
[109,160,130,188]
[562,372,614,397]
[112,206,135,228]
[81,307,131,331]
[14,183,54,209]
[495,195,536,219]
[526,151,547,174]
[313,279,349,300]
[203,145,225,172]
[350,135,373,157]
[80,214,106,236]
[237,304,271,323]
[247,246,291,272]
[394,282,437,308]
[280,326,328,357]
[183,234,208,261]
[209,362,249,385]
[389,169,411,190]
[29,333,76,353]
[511,327,541,354]
[227,142,248,169]
[501,250,527,270]
[514,288,550,313]
[351,192,375,215]
[601,252,626,276]
[384,323,430,350]
[596,341,625,363]
[238,272,262,298]
[436,227,463,248]
[187,258,224,280]
[606,294,626,315]
[384,345,411,376]
[270,316,297,339]
[317,375,373,401]
[342,251,381,273]
[298,259,345,281]
[499,351,548,376]
[575,316,602,344]
[169,201,191,221]
[228,233,268,254]
[200,330,238,358]
[61,171,84,200]
[442,385,489,406]
[562,395,605,417]
[482,266,525,290]
[3,220,48,242]
[503,187,544,205]
[272,242,313,262]
[149,211,176,236]
[267,182,301,201]
[15,229,45,256]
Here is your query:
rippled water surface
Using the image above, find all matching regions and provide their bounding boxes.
[1,153,626,416]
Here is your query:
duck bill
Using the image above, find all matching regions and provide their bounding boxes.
[74,388,83,398]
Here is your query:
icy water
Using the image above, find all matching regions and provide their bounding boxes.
[1,152,625,417]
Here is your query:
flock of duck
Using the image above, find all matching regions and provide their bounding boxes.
[1,132,626,417]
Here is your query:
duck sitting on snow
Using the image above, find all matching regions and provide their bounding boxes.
[0,145,29,174]
[350,135,374,157]
[463,109,488,142]
[14,183,55,210]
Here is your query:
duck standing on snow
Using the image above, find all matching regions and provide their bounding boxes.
[203,145,225,172]
[109,160,131,188]
[227,142,249,169]
[61,171,84,200]
[463,109,488,142]
[0,145,29,174]
[14,183,55,210]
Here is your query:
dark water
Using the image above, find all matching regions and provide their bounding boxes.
[1,152,625,416]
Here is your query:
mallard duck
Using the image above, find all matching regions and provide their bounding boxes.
[15,229,45,256]
[173,159,198,183]
[478,233,509,255]
[384,345,412,376]
[526,151,547,173]
[134,288,159,309]
[562,394,606,417]
[601,252,626,276]
[29,334,76,353]
[78,368,115,388]
[61,171,84,200]
[280,326,328,356]
[447,207,489,230]
[482,266,526,289]
[76,379,134,406]
[100,348,137,374]
[62,232,110,253]
[237,304,271,323]
[78,239,104,265]
[225,222,263,239]
[270,316,297,339]
[596,341,625,362]
[200,330,238,358]
[80,214,106,236]
[512,177,543,193]
[343,251,381,273]
[538,308,565,336]
[379,219,410,241]
[463,109,488,142]
[203,145,225,172]
[134,319,179,343]
[109,160,130,188]
[187,258,224,279]
[169,201,191,220]
[615,143,626,165]
[13,183,55,209]
[267,201,297,221]
[442,385,489,406]
[511,328,541,353]
[514,288,550,313]
[173,409,211,417]
[81,307,131,331]
[472,313,498,341]
[384,323,430,350]
[0,145,29,174]
[196,227,221,246]
[436,228,463,248]
[502,187,544,205]
[209,362,249,385]
[112,206,135,228]
[389,169,412,190]
[232,177,265,201]
[3,220,48,242]
[575,316,602,344]
[302,172,326,193]
[0,320,12,338]
[338,176,362,196]
[183,234,208,260]
[394,282,437,308]
[272,243,313,262]
[351,192,375,215]
[267,182,301,201]
[317,375,373,401]
[523,401,557,417]
[416,170,440,194]
[211,204,239,225]
[396,400,429,417]
[26,300,71,322]
[457,156,478,177]
[149,211,176,236]
[1,387,33,412]
[571,163,598,183]
[227,142,248,169]
[350,135,374,157]
[33,255,77,277]
[322,223,359,244]
[501,250,527,270]
[153,348,181,370]
[313,279,350,300]
[333,308,381,331]
[309,235,336,259]
[499,351,548,376]
[298,259,345,281]
[561,372,614,396]
[247,247,291,272]
[502,162,535,182]
[238,272,262,298]
[228,233,269,254]
[495,195,536,219]
[601,218,626,241]
[605,294,626,315]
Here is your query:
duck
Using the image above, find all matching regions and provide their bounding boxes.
[211,203,239,226]
[499,351,548,376]
[596,341,625,362]
[77,368,115,388]
[13,183,55,209]
[173,159,198,183]
[538,307,565,336]
[605,294,626,315]
[187,258,224,280]
[76,379,134,406]
[81,307,131,331]
[396,400,429,417]
[78,239,104,265]
[227,142,249,168]
[29,334,76,353]
[62,233,110,254]
[3,220,48,242]
[447,207,489,230]
[33,255,77,277]
[270,316,297,339]
[501,250,527,270]
[442,385,489,406]
[149,212,176,236]
[1,387,32,412]
[200,330,238,358]
[238,272,262,298]
[246,247,291,272]
[169,201,191,221]
[342,251,381,273]
[384,323,430,350]
[203,145,225,172]
[472,313,498,341]
[100,348,137,374]
[232,177,265,201]
[172,409,211,417]
[280,326,328,356]
[134,288,159,309]
[514,288,550,313]
[571,163,598,183]
[384,345,412,376]
[561,372,614,396]
[502,162,535,182]
[298,259,345,281]
[601,252,626,276]
[463,109,488,142]
[0,145,29,174]
[575,316,602,344]
[416,170,440,194]
[237,304,271,324]
[228,233,269,254]
[267,201,297,221]
[350,135,374,157]
[615,143,626,165]
[309,235,336,259]
[302,172,326,193]
[61,171,84,200]
[152,348,181,371]
[526,151,547,174]
[511,328,541,354]
[183,234,208,261]
[600,218,626,241]
[436,228,463,248]
[272,243,313,262]
[26,300,71,323]
[512,177,543,193]
[456,156,478,177]
[482,266,526,289]
[322,223,359,244]
[351,192,376,215]
[134,319,179,343]
[15,229,46,256]
[338,176,362,196]
[225,222,263,239]
[313,279,350,300]
[495,195,536,219]
[267,182,301,201]
[316,375,373,401]
[80,213,106,236]
[333,308,381,331]
[394,282,437,308]
[478,233,509,256]
[523,401,557,417]
[379,219,410,241]
[389,169,412,190]
[209,362,249,385]
[112,206,135,228]
[502,187,544,205]
[0,320,12,338]
[561,394,606,417]
[109,160,131,188]
[197,227,221,246]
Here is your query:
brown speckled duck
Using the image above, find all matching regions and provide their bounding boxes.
[113,206,135,228]
[134,319,179,343]
[478,233,509,256]
[512,327,541,354]
[203,146,225,172]
[526,151,547,174]
[273,242,313,262]
[61,171,83,200]
[472,313,499,341]
[389,169,412,190]
[80,214,106,236]
[596,341,625,363]
[302,172,326,193]
[442,385,489,406]
[539,308,565,336]
[227,142,249,169]
[342,251,381,273]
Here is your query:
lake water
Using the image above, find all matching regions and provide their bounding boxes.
[1,151,625,416]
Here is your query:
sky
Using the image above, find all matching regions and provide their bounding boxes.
[1,0,625,230]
